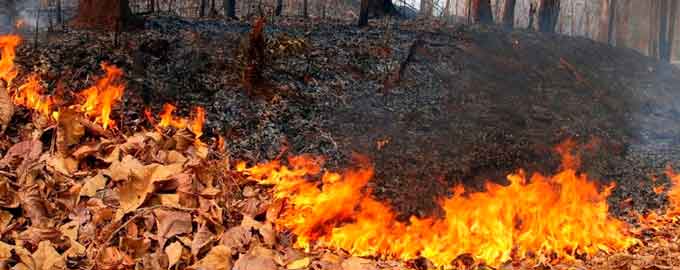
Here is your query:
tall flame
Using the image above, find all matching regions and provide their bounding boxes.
[13,74,57,119]
[78,63,125,129]
[238,143,638,267]
[0,35,21,87]
[666,167,680,216]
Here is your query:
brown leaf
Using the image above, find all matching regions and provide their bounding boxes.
[0,241,12,260]
[0,84,13,132]
[165,241,184,269]
[80,172,107,197]
[106,155,144,182]
[233,246,278,270]
[189,245,233,270]
[341,257,377,270]
[33,240,65,270]
[0,139,42,175]
[220,224,253,253]
[192,223,215,256]
[97,246,135,269]
[153,208,192,248]
[287,257,311,270]
[45,154,78,175]
[57,108,85,154]
[115,163,184,219]
[0,210,11,231]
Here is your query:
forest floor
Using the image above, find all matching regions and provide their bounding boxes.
[2,15,680,269]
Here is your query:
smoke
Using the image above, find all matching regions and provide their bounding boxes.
[1,0,54,34]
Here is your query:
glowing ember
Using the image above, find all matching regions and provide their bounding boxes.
[78,63,125,129]
[238,142,638,267]
[13,74,57,119]
[0,35,21,87]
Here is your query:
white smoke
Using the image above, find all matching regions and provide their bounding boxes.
[1,0,55,34]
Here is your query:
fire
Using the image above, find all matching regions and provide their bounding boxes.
[149,103,206,143]
[78,63,125,129]
[13,74,57,119]
[0,35,21,87]
[15,20,25,29]
[238,142,638,267]
[666,167,680,215]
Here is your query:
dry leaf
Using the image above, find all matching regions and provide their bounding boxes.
[341,257,378,270]
[106,155,144,182]
[57,108,85,153]
[0,139,42,175]
[46,154,78,175]
[0,210,12,231]
[287,257,311,269]
[233,246,278,270]
[220,225,253,252]
[33,240,65,270]
[0,241,12,260]
[116,163,184,218]
[165,241,184,269]
[192,223,215,256]
[80,172,107,197]
[158,194,181,207]
[153,209,192,248]
[0,84,13,132]
[189,245,233,270]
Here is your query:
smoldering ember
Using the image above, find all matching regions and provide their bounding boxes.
[0,0,680,269]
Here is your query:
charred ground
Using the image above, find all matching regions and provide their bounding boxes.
[8,16,680,219]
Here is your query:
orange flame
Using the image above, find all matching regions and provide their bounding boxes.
[665,167,680,216]
[152,103,206,143]
[78,63,125,129]
[13,74,57,119]
[238,144,638,267]
[0,35,21,87]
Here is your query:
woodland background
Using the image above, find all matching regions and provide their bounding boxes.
[1,0,679,63]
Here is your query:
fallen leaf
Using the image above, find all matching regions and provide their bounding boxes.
[0,85,13,132]
[189,245,233,270]
[341,257,377,270]
[106,155,144,182]
[80,172,107,197]
[166,150,188,164]
[33,240,65,270]
[57,108,85,153]
[116,163,184,218]
[158,193,181,207]
[165,241,184,269]
[45,154,78,175]
[287,257,311,269]
[192,223,215,256]
[233,246,278,270]
[0,241,12,260]
[220,224,253,252]
[0,210,11,231]
[153,208,192,248]
[0,139,42,175]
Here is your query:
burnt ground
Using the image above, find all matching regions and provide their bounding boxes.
[7,16,680,219]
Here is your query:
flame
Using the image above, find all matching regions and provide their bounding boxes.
[15,20,25,29]
[666,167,680,215]
[238,143,638,267]
[13,74,57,119]
[190,106,205,139]
[0,35,21,87]
[152,103,206,143]
[78,63,125,129]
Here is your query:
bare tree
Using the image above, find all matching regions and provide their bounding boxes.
[659,0,673,62]
[224,0,236,18]
[200,0,208,17]
[303,0,308,17]
[538,0,560,32]
[420,0,434,17]
[471,0,493,24]
[359,0,370,27]
[668,0,678,61]
[502,0,517,29]
[72,0,137,30]
[275,0,283,16]
[149,0,156,13]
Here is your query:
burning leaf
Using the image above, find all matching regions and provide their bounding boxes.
[77,63,125,129]
[0,35,20,86]
[165,241,184,269]
[0,84,14,132]
[33,240,65,270]
[80,172,107,197]
[153,208,192,248]
[189,245,233,270]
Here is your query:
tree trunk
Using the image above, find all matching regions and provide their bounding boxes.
[149,0,155,13]
[420,0,434,17]
[56,0,63,26]
[502,0,516,29]
[528,2,536,29]
[200,0,207,17]
[359,0,370,27]
[538,0,560,33]
[224,0,236,18]
[471,0,493,24]
[659,0,670,61]
[72,0,137,31]
[607,0,616,45]
[667,0,678,62]
[275,0,283,16]
[303,0,308,17]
